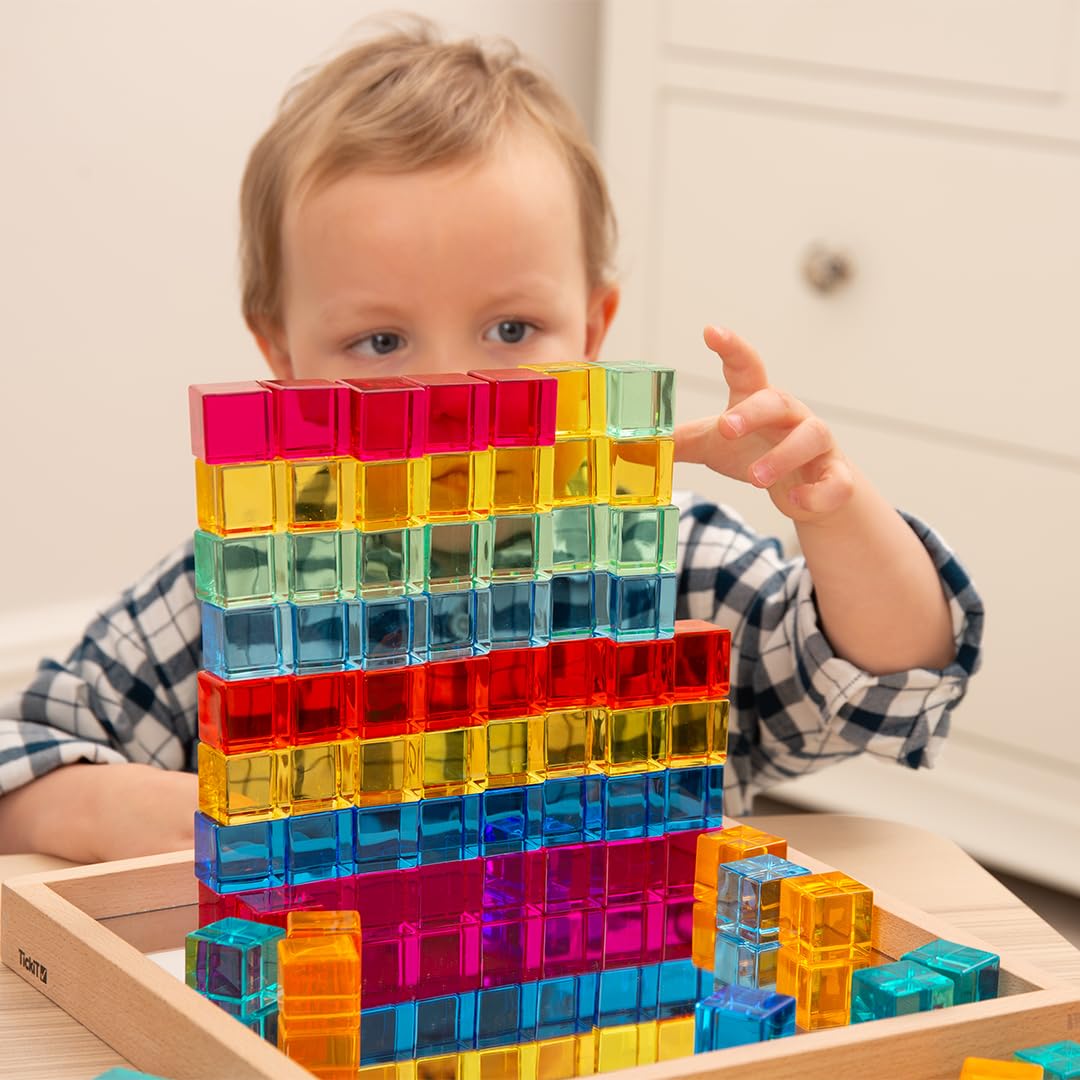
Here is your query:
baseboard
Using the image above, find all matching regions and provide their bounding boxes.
[767,736,1080,896]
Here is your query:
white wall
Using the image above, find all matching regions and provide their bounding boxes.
[0,1,600,685]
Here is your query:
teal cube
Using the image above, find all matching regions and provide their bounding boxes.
[605,505,678,575]
[425,519,493,591]
[491,513,552,581]
[1015,1039,1080,1079]
[694,985,795,1052]
[851,960,953,1023]
[603,362,675,438]
[550,505,608,572]
[194,530,284,608]
[716,855,812,943]
[357,526,423,598]
[713,930,781,990]
[901,938,999,1004]
[185,916,285,1014]
[285,530,353,603]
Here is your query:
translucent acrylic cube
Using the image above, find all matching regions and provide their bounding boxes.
[900,937,1000,1004]
[185,916,285,1012]
[693,985,795,1052]
[716,854,812,943]
[603,364,675,438]
[850,959,954,1022]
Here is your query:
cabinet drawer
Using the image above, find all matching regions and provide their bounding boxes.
[652,96,1080,461]
[663,0,1069,97]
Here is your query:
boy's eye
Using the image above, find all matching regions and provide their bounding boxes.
[349,331,404,356]
[485,320,535,345]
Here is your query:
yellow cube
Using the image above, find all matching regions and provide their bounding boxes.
[289,741,351,814]
[775,946,859,1031]
[285,458,352,531]
[656,1015,695,1062]
[522,360,606,437]
[551,437,610,506]
[421,726,487,798]
[490,445,553,514]
[668,699,729,767]
[195,458,285,535]
[778,871,874,961]
[197,741,287,824]
[486,716,543,788]
[354,734,421,806]
[960,1060,1045,1079]
[356,458,429,531]
[608,438,674,506]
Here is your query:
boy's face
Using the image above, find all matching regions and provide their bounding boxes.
[256,124,619,380]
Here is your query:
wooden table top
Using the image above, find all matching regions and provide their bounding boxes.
[1,814,1077,1079]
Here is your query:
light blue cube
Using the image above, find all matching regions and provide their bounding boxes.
[693,985,795,1052]
[716,854,812,943]
[901,938,1000,1004]
[851,960,954,1023]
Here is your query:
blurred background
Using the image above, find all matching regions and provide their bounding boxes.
[1,2,1077,922]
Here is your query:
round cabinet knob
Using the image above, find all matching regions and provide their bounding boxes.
[801,243,853,294]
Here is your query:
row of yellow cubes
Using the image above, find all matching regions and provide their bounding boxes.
[195,439,674,536]
[355,1016,696,1080]
[199,701,729,825]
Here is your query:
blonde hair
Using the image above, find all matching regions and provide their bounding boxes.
[240,20,617,329]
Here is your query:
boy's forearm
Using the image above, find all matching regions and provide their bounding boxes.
[0,763,197,862]
[795,468,956,675]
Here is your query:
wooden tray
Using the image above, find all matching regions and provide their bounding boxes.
[3,838,1079,1080]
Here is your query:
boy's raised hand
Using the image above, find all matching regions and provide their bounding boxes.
[675,326,856,523]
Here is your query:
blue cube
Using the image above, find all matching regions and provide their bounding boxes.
[350,595,424,669]
[194,813,286,893]
[201,603,289,679]
[716,855,812,943]
[602,772,666,841]
[603,572,676,641]
[424,587,492,660]
[361,1002,417,1064]
[665,767,710,831]
[550,571,603,639]
[693,985,796,1052]
[900,938,1000,1004]
[418,795,481,865]
[185,916,284,1014]
[355,803,419,872]
[476,982,539,1047]
[480,785,542,856]
[658,958,709,1019]
[596,964,658,1027]
[851,960,954,1022]
[540,775,603,846]
[1015,1040,1080,1079]
[713,930,781,990]
[290,600,348,673]
[534,973,597,1039]
[284,809,355,884]
[489,579,552,649]
[415,992,477,1055]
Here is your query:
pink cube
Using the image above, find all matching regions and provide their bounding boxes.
[407,372,491,453]
[189,382,273,463]
[340,376,425,460]
[468,368,557,446]
[259,379,347,458]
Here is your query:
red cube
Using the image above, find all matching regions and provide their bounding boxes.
[468,368,557,446]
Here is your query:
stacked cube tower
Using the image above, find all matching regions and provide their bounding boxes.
[189,362,734,1077]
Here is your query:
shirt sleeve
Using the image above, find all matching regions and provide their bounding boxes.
[673,492,985,816]
[0,540,201,795]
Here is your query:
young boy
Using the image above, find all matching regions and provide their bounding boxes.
[0,24,981,863]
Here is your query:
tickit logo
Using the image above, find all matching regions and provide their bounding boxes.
[17,947,47,984]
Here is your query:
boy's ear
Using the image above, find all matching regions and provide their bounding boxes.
[249,318,295,380]
[584,283,620,362]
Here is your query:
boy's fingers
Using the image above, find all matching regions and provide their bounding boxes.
[747,416,836,487]
[674,416,722,465]
[790,459,856,516]
[723,387,809,437]
[703,325,770,403]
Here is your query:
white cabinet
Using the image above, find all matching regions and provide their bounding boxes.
[598,0,1080,891]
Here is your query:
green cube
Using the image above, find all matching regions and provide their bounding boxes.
[605,505,678,574]
[194,530,284,608]
[550,505,606,573]
[900,939,999,1005]
[604,362,675,438]
[425,519,493,591]
[285,531,352,603]
[1015,1040,1080,1078]
[357,527,422,599]
[491,513,552,581]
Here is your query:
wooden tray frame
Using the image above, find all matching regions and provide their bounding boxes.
[3,840,1079,1080]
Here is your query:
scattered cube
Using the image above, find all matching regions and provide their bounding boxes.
[185,916,285,1013]
[1015,1039,1080,1079]
[960,1060,1046,1079]
[851,959,954,1022]
[717,854,812,943]
[901,938,1000,1004]
[693,985,795,1052]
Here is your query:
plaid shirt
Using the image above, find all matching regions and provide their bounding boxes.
[0,494,983,814]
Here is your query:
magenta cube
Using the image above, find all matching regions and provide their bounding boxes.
[481,916,543,986]
[419,859,484,927]
[606,837,667,905]
[418,922,481,996]
[483,849,545,919]
[362,930,419,1006]
[663,894,695,961]
[604,901,665,968]
[407,373,491,453]
[260,378,347,458]
[542,909,603,978]
[544,843,606,912]
[189,382,273,463]
[341,376,426,460]
[354,866,420,933]
[468,368,557,446]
